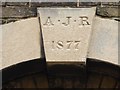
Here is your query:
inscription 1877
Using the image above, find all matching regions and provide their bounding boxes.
[51,41,81,50]
[38,8,96,62]
[43,16,90,26]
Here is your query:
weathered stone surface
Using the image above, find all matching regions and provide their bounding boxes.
[1,18,20,24]
[38,8,96,62]
[0,8,119,69]
[96,7,119,17]
[31,2,77,7]
[6,2,28,6]
[88,16,118,64]
[1,2,119,24]
[0,1,6,6]
[1,17,41,69]
[0,26,2,70]
[1,7,37,18]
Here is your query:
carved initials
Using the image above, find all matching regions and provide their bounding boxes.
[62,16,72,26]
[79,16,90,25]
[44,16,90,26]
[43,17,54,26]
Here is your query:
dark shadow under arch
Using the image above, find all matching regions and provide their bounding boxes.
[1,58,120,88]
[2,58,47,84]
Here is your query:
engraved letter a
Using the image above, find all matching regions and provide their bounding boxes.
[43,17,54,26]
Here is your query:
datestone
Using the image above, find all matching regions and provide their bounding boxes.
[38,8,96,62]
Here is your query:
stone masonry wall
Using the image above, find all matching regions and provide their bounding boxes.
[1,1,120,88]
[0,1,120,24]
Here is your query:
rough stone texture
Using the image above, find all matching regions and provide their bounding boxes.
[6,2,119,7]
[1,2,119,24]
[97,7,119,17]
[0,2,6,6]
[6,2,29,6]
[31,2,77,7]
[1,18,21,24]
[88,16,118,64]
[1,7,37,18]
[38,7,96,62]
[1,6,119,18]
[1,17,41,69]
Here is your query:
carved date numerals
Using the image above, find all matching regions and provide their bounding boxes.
[52,41,80,50]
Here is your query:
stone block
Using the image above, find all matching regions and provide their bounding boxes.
[88,16,118,64]
[96,7,119,17]
[38,7,96,62]
[1,7,37,18]
[1,17,41,69]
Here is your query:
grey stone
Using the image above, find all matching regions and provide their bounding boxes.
[6,2,28,6]
[1,7,37,18]
[88,16,119,64]
[38,7,96,62]
[0,26,2,70]
[1,17,41,69]
[96,7,119,17]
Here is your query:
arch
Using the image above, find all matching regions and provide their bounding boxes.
[1,58,120,88]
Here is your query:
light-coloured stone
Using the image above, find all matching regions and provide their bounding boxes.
[0,26,2,70]
[38,8,96,62]
[88,16,118,65]
[1,10,118,70]
[1,17,41,69]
